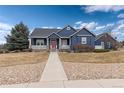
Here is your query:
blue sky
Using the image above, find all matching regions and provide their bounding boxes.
[0,5,124,44]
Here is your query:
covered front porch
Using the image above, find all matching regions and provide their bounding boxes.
[29,38,71,50]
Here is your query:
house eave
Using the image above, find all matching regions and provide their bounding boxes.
[69,28,96,37]
[56,25,77,34]
[30,36,47,38]
[47,32,61,38]
[77,35,93,37]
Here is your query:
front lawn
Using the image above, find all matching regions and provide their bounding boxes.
[0,52,49,67]
[59,51,124,63]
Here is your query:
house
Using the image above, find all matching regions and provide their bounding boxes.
[95,33,118,49]
[29,25,96,50]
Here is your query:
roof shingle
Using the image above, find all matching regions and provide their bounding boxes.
[30,28,61,38]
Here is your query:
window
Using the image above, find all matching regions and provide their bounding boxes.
[62,39,67,45]
[107,42,111,48]
[81,37,87,44]
[40,39,44,45]
[36,39,45,45]
[66,27,71,30]
[36,42,40,45]
[101,42,104,49]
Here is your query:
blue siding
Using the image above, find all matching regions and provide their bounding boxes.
[95,40,101,45]
[57,26,76,37]
[71,29,95,49]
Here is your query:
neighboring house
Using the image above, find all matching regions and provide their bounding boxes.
[95,33,117,49]
[29,25,96,50]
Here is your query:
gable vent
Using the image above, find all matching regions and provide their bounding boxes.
[66,27,71,30]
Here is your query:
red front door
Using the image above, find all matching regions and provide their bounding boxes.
[51,40,56,49]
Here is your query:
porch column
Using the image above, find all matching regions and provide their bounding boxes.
[69,38,71,49]
[47,38,49,48]
[59,38,61,49]
[69,38,71,45]
[29,38,31,49]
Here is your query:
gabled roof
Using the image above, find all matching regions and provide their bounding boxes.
[96,33,117,41]
[70,28,96,37]
[30,28,60,38]
[56,25,77,37]
[83,28,96,37]
[47,32,61,38]
[57,25,77,35]
[30,25,95,38]
[96,33,106,40]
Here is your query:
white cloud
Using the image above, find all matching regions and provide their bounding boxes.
[93,23,115,35]
[86,22,98,30]
[117,24,124,30]
[74,21,98,30]
[83,5,124,13]
[112,23,124,31]
[56,27,62,29]
[0,22,12,44]
[0,30,10,44]
[117,14,124,18]
[106,23,114,27]
[78,23,87,28]
[95,26,106,30]
[41,26,61,29]
[41,26,54,29]
[0,22,12,31]
[112,31,121,36]
[117,19,124,24]
[75,21,82,25]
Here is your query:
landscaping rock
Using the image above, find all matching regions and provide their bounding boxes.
[0,62,46,85]
[63,62,124,80]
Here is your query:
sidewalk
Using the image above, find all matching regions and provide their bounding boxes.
[1,79,124,88]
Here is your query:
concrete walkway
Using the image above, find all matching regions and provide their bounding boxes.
[40,52,68,81]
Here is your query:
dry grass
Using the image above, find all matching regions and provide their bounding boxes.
[59,51,124,63]
[0,52,49,67]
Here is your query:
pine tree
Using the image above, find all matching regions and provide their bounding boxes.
[5,22,29,51]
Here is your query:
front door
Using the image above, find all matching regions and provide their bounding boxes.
[51,40,57,49]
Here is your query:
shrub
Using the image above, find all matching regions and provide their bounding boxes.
[59,49,71,52]
[0,50,4,54]
[93,49,110,53]
[111,45,118,51]
[73,44,94,52]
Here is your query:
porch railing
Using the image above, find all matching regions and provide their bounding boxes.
[61,45,70,49]
[31,45,47,49]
